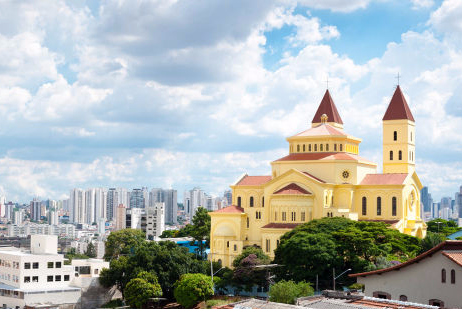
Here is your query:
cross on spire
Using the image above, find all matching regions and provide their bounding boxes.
[396,72,401,86]
[326,75,329,89]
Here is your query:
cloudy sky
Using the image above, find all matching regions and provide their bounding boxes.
[0,0,461,203]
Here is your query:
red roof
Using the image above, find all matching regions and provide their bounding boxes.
[274,183,312,195]
[302,172,326,183]
[236,175,272,186]
[312,89,343,124]
[360,173,408,185]
[383,86,415,121]
[275,152,374,164]
[442,252,462,267]
[261,223,301,229]
[213,205,244,213]
[350,241,462,278]
[292,124,346,137]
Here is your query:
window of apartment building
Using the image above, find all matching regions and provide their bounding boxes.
[24,276,30,283]
[32,276,38,282]
[33,262,39,269]
[56,262,62,268]
[392,197,397,216]
[451,269,456,284]
[377,197,382,216]
[64,275,70,281]
[55,275,61,281]
[227,241,229,248]
[297,145,300,152]
[47,276,53,282]
[442,269,446,283]
[24,263,31,269]
[274,211,277,221]
[362,197,367,215]
[47,262,54,268]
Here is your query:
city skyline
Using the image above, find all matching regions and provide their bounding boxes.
[0,1,461,202]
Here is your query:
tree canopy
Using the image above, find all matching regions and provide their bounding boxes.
[124,272,162,309]
[104,229,146,261]
[274,217,421,289]
[174,273,213,308]
[189,207,211,258]
[268,280,313,304]
[426,219,460,236]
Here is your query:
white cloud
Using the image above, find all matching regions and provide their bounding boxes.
[296,0,372,12]
[410,0,434,9]
[429,0,462,34]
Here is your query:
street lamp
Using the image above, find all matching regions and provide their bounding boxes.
[333,268,351,291]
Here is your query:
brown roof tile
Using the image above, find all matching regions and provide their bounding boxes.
[213,205,244,214]
[360,173,408,185]
[442,251,462,267]
[292,124,346,137]
[312,89,344,124]
[274,183,312,195]
[383,85,415,121]
[236,175,272,186]
[275,152,374,164]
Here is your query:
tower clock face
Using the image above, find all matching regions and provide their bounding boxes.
[342,170,350,179]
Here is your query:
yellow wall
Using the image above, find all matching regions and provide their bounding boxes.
[383,119,415,174]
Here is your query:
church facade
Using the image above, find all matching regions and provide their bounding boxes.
[210,86,426,268]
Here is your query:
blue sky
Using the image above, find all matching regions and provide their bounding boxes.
[0,0,461,203]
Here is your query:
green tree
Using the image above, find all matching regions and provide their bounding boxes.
[189,207,211,258]
[232,247,271,292]
[85,242,97,258]
[232,246,271,267]
[160,230,178,238]
[104,229,145,261]
[99,255,131,297]
[174,273,213,308]
[268,280,313,304]
[125,277,162,309]
[427,219,460,236]
[420,232,446,253]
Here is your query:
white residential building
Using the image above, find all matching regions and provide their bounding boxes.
[13,210,24,226]
[143,203,165,240]
[7,224,75,238]
[70,188,85,224]
[0,235,80,308]
[183,187,207,219]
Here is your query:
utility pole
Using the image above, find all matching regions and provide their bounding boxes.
[316,274,319,293]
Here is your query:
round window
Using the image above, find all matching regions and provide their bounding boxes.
[342,170,350,179]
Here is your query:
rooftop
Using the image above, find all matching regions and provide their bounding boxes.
[383,85,415,122]
[291,124,346,138]
[236,175,272,186]
[359,173,408,185]
[312,89,343,125]
[213,205,245,214]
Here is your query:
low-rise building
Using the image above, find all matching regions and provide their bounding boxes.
[8,224,75,238]
[350,240,462,308]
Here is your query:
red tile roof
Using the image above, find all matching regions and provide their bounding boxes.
[213,205,244,213]
[274,183,312,195]
[292,124,346,137]
[350,241,462,278]
[383,85,415,121]
[261,223,301,229]
[360,173,408,185]
[442,252,462,267]
[236,175,272,186]
[275,152,374,164]
[312,89,343,124]
[302,172,326,183]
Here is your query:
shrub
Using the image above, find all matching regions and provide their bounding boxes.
[124,278,162,309]
[268,280,314,304]
[174,273,214,308]
[348,283,365,292]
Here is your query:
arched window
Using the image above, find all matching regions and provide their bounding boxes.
[442,269,446,283]
[320,144,323,151]
[303,144,305,152]
[262,197,264,207]
[250,196,254,207]
[326,144,329,151]
[429,299,444,307]
[392,197,397,216]
[227,241,229,248]
[309,144,312,151]
[394,131,397,141]
[340,144,343,151]
[377,197,382,215]
[334,144,337,151]
[246,217,249,228]
[237,197,241,207]
[399,150,402,160]
[297,145,300,152]
[451,269,456,284]
[399,295,408,301]
[314,144,317,151]
[390,151,393,160]
[362,197,367,215]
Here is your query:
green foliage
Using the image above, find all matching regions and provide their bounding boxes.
[274,218,422,289]
[104,229,145,261]
[268,280,313,304]
[348,283,365,292]
[160,229,178,238]
[65,247,89,264]
[100,299,124,308]
[232,246,271,268]
[125,277,162,309]
[420,232,446,253]
[85,242,97,258]
[427,219,460,236]
[190,207,211,258]
[174,273,214,308]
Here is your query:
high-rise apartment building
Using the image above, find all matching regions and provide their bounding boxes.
[106,188,129,222]
[455,186,462,219]
[142,203,165,240]
[224,190,232,206]
[150,188,178,224]
[30,198,41,221]
[184,187,206,219]
[129,188,145,208]
[115,204,126,231]
[69,188,85,223]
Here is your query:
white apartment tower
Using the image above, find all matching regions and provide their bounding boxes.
[142,203,165,240]
[69,188,85,223]
[183,187,206,219]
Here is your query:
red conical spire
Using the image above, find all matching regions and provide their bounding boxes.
[311,89,343,125]
[383,86,415,121]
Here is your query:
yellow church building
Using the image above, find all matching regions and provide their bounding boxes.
[210,86,426,268]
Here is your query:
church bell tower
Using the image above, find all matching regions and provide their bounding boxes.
[382,86,415,174]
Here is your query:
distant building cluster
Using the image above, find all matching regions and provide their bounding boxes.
[421,186,462,224]
[184,187,231,218]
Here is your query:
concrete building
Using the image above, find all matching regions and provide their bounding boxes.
[0,235,80,308]
[126,208,144,229]
[210,87,426,268]
[129,188,145,209]
[150,188,178,224]
[115,204,126,231]
[106,188,128,222]
[7,224,76,238]
[351,241,462,308]
[48,207,59,225]
[30,198,41,221]
[184,187,206,220]
[13,209,24,225]
[142,203,165,240]
[70,188,85,224]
